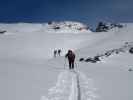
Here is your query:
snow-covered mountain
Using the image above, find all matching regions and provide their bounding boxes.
[0,21,91,34]
[95,22,124,32]
[0,22,133,100]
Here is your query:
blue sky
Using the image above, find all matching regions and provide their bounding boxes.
[0,0,133,28]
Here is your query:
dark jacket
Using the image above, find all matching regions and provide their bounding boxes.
[65,50,75,62]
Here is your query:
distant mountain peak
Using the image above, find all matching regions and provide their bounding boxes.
[0,21,91,34]
[45,21,91,33]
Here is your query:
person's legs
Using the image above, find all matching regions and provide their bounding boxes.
[72,62,74,69]
[69,61,71,69]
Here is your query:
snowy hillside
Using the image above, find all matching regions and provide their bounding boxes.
[0,21,91,35]
[0,22,133,100]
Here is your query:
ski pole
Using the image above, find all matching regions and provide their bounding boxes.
[64,58,67,69]
[75,61,78,69]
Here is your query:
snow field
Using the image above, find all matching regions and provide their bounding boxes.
[41,70,97,100]
[0,22,133,100]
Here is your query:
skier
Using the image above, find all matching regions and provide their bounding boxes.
[58,49,61,56]
[54,50,57,57]
[65,50,75,69]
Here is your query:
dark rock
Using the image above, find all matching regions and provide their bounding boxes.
[0,30,6,34]
[94,56,101,61]
[53,26,60,30]
[96,22,123,32]
[115,50,120,54]
[79,58,84,62]
[129,47,133,54]
[128,68,133,72]
[105,52,112,57]
[85,57,97,63]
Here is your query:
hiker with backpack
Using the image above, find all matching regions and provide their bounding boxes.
[54,50,57,57]
[53,49,62,58]
[65,50,76,69]
[58,49,61,56]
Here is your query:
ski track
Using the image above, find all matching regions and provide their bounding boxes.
[41,70,97,100]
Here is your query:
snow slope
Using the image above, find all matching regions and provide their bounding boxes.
[41,70,96,100]
[0,22,133,100]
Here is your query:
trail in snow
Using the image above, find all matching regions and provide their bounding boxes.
[41,70,97,100]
